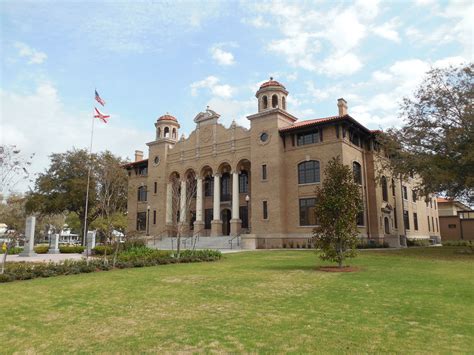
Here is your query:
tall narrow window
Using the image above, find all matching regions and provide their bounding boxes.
[263,201,268,219]
[136,212,146,231]
[262,164,267,180]
[436,218,439,232]
[204,176,214,196]
[356,211,364,226]
[298,161,320,184]
[391,179,396,196]
[204,209,213,229]
[137,186,147,202]
[239,171,248,193]
[381,176,388,202]
[262,96,268,109]
[299,198,317,226]
[154,182,157,194]
[353,162,362,184]
[282,96,286,110]
[432,217,434,232]
[402,186,408,200]
[153,210,156,224]
[272,94,278,108]
[428,216,431,232]
[403,210,410,230]
[221,173,231,201]
[412,190,417,202]
[240,206,248,228]
[393,208,398,229]
[384,217,390,234]
[413,212,418,230]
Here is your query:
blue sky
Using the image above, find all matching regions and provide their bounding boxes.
[1,0,472,192]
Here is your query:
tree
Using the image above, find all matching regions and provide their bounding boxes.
[379,63,474,203]
[0,145,35,195]
[313,157,363,268]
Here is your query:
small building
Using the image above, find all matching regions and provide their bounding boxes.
[124,78,441,248]
[438,197,474,241]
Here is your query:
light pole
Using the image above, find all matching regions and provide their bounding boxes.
[245,195,250,233]
[146,205,150,236]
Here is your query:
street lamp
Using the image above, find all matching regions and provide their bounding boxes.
[245,195,250,233]
[146,205,151,236]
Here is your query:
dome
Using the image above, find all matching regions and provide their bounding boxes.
[157,114,178,122]
[259,77,285,90]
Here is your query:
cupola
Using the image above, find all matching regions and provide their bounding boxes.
[155,113,180,141]
[255,77,289,113]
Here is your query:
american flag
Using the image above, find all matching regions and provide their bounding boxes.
[95,90,106,106]
[94,107,110,123]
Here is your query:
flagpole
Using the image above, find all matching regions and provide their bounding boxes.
[83,109,95,261]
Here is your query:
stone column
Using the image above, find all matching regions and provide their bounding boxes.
[48,233,60,254]
[230,171,242,236]
[20,216,37,257]
[193,177,205,235]
[82,231,96,255]
[178,179,189,236]
[165,182,173,233]
[211,173,222,236]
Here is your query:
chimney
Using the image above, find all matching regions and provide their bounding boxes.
[134,150,144,162]
[337,98,348,116]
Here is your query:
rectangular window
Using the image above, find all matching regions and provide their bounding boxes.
[403,210,410,230]
[204,209,213,229]
[436,218,439,232]
[136,212,146,231]
[262,164,267,180]
[427,216,431,232]
[204,178,214,197]
[432,217,434,232]
[356,211,364,226]
[153,210,156,224]
[154,182,157,194]
[137,187,147,202]
[239,173,249,193]
[263,201,268,220]
[412,190,417,202]
[402,186,408,200]
[297,130,319,146]
[448,224,456,229]
[299,198,317,226]
[138,166,148,176]
[413,212,418,230]
[394,208,398,229]
[240,206,248,229]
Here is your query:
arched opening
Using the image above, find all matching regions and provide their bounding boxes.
[381,176,388,202]
[272,94,278,108]
[353,162,362,184]
[157,127,161,138]
[172,128,177,139]
[236,159,251,231]
[282,96,286,110]
[164,126,170,138]
[221,209,231,236]
[384,217,390,235]
[262,95,268,109]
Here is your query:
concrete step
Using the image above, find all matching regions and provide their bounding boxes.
[148,236,241,250]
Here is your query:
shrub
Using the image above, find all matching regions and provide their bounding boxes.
[59,245,85,254]
[357,241,390,249]
[406,239,430,247]
[92,245,114,255]
[34,245,49,254]
[2,247,23,255]
[442,240,472,247]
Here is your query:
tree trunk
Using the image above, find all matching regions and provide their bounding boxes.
[112,240,120,268]
[1,249,7,274]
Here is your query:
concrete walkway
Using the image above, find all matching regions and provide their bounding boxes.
[2,253,84,263]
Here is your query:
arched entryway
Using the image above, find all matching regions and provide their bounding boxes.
[221,209,231,236]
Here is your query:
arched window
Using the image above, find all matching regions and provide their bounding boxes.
[221,173,231,201]
[172,128,176,139]
[282,96,286,110]
[272,94,278,108]
[157,127,161,138]
[164,127,170,138]
[204,176,214,196]
[391,178,396,196]
[298,161,320,184]
[381,176,388,202]
[384,217,390,234]
[353,162,362,184]
[137,186,147,202]
[239,170,248,193]
[262,96,268,109]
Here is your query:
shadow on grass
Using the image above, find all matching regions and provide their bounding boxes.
[260,264,321,272]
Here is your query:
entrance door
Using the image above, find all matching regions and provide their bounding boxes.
[221,209,231,236]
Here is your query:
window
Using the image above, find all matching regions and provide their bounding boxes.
[299,198,317,226]
[260,132,268,142]
[394,208,398,229]
[154,182,157,194]
[297,130,319,146]
[384,217,390,234]
[138,166,147,176]
[262,95,268,109]
[392,179,396,196]
[298,161,320,184]
[272,94,278,108]
[353,162,362,184]
[427,216,431,232]
[204,209,213,229]
[262,164,267,180]
[282,96,286,110]
[137,186,147,202]
[189,211,196,229]
[239,171,248,193]
[263,201,268,219]
[403,210,410,230]
[448,224,456,229]
[413,212,418,230]
[356,211,364,226]
[136,212,146,231]
[221,173,231,201]
[436,218,439,232]
[381,176,388,202]
[432,217,434,232]
[164,127,170,138]
[240,206,248,229]
[430,199,433,208]
[204,176,214,196]
[402,186,408,200]
[153,210,156,225]
[412,190,417,202]
[350,130,361,147]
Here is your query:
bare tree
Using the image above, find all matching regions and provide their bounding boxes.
[0,145,35,196]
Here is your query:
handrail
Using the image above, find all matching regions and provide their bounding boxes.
[228,233,241,250]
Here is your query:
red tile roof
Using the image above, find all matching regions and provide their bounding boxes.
[122,159,148,168]
[279,115,345,132]
[437,197,453,203]
[158,114,178,122]
[260,78,285,90]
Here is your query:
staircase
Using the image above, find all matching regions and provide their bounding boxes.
[148,235,241,251]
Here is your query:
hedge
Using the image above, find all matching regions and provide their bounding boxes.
[59,245,85,254]
[0,249,221,283]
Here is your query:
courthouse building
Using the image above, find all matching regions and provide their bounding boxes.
[124,78,440,248]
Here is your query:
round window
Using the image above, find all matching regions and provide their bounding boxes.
[153,156,160,165]
[260,132,269,142]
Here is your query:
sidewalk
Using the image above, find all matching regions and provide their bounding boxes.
[2,253,84,263]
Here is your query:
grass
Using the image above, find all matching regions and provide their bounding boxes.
[0,247,473,353]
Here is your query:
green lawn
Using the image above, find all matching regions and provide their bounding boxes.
[1,248,473,353]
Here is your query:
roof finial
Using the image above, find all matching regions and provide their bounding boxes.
[206,105,209,110]
[270,76,273,81]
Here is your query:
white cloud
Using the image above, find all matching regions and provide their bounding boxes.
[190,76,235,98]
[14,42,47,64]
[372,18,401,43]
[242,15,270,28]
[206,97,254,128]
[1,83,151,193]
[210,45,235,66]
[319,52,363,76]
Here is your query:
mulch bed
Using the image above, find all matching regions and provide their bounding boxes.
[317,266,360,272]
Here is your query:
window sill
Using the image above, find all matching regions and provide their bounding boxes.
[298,182,320,186]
